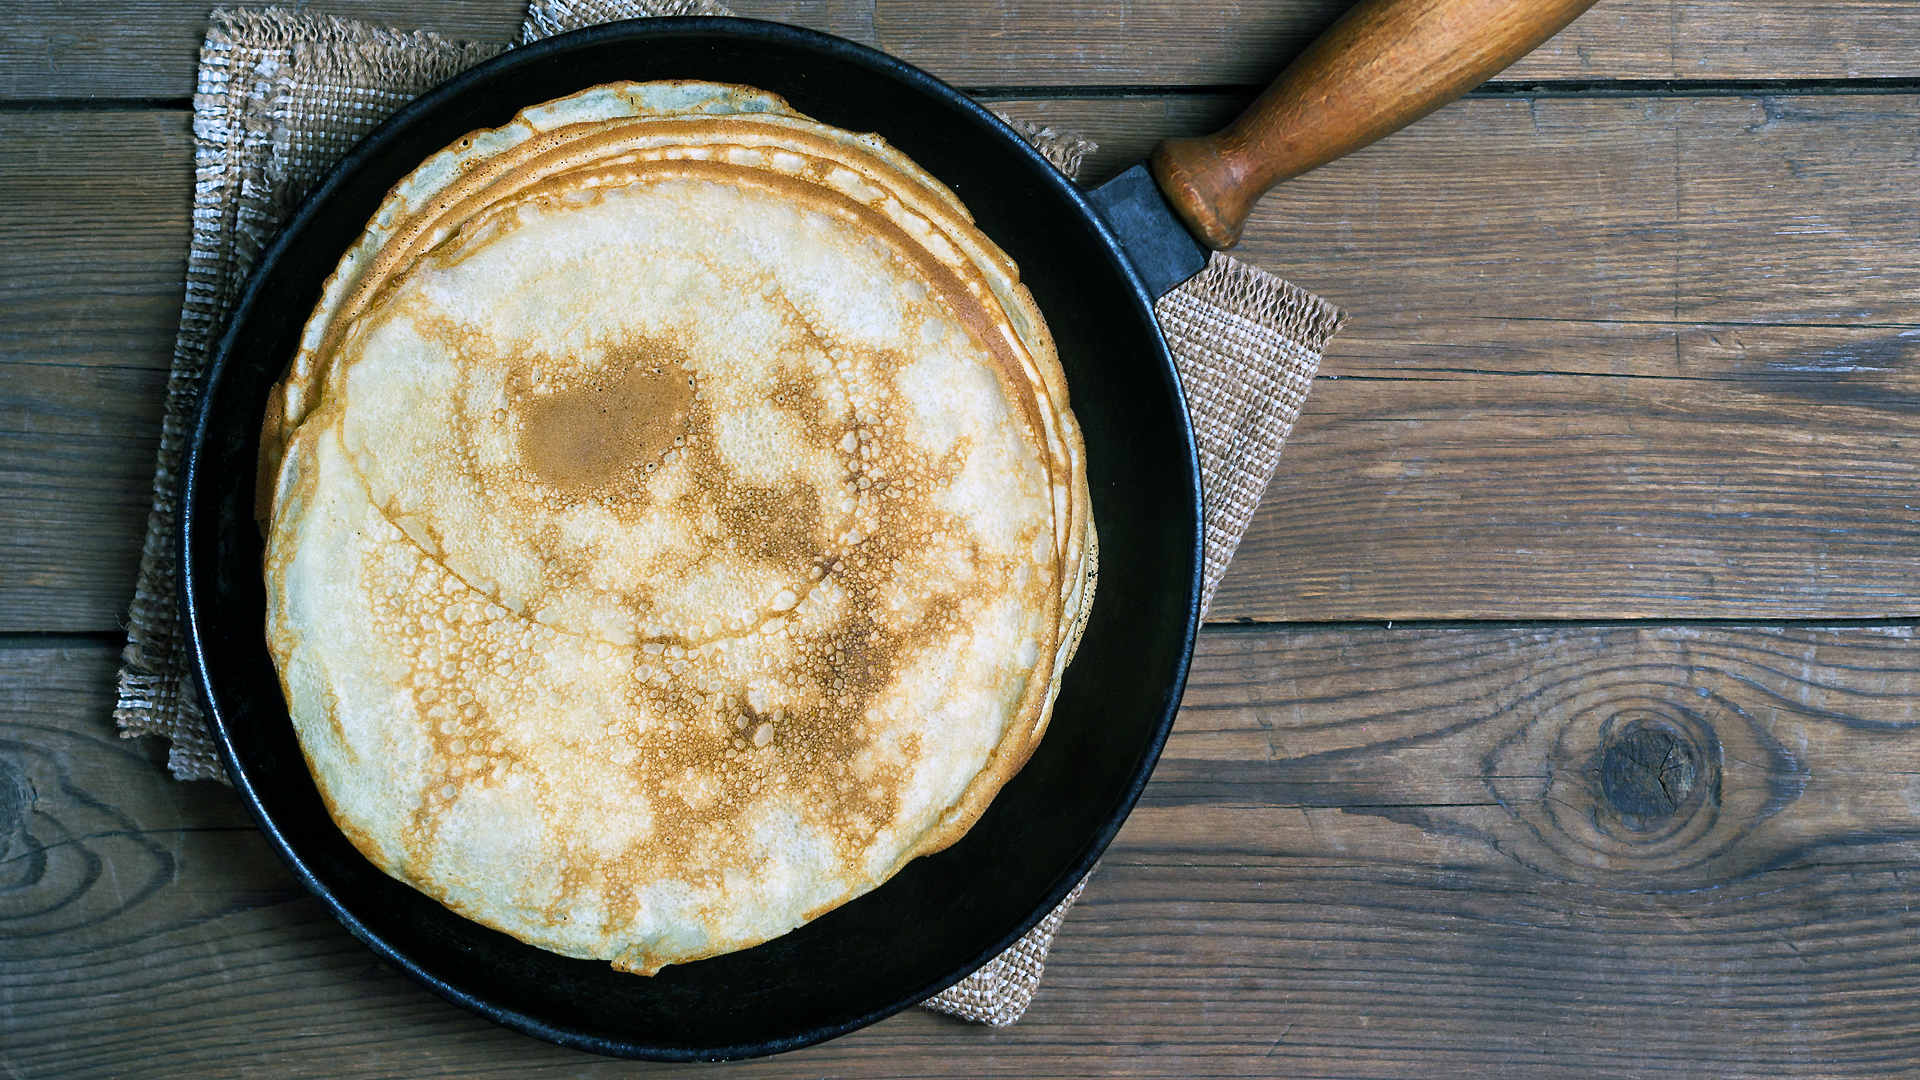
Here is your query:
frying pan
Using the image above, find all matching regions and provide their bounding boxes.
[183,20,1200,1060]
[181,3,1595,1061]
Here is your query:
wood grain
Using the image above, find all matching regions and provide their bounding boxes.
[1219,93,1920,621]
[0,0,857,101]
[0,112,185,633]
[876,0,1920,87]
[9,0,1920,100]
[11,624,1920,1077]
[0,110,189,372]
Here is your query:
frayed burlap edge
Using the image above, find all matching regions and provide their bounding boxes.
[116,1,1343,1027]
[519,0,731,43]
[993,114,1097,179]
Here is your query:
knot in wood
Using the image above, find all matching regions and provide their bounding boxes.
[1599,725,1697,821]
[0,753,34,859]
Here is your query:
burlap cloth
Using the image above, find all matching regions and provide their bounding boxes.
[116,1,1344,1030]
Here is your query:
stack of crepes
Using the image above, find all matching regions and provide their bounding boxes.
[258,81,1096,977]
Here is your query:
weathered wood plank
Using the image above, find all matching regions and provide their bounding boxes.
[1220,92,1920,620]
[10,624,1920,1076]
[8,0,1920,100]
[8,96,1918,629]
[880,0,1920,86]
[1170,623,1920,883]
[0,111,185,633]
[0,424,165,634]
[0,0,857,101]
[1221,321,1920,621]
[0,110,189,371]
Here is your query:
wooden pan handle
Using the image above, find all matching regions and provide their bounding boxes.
[1149,0,1599,249]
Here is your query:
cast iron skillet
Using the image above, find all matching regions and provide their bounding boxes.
[181,18,1203,1061]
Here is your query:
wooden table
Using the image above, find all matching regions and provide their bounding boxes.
[7,1,1920,1075]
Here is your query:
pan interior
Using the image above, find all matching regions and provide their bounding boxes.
[182,18,1200,1060]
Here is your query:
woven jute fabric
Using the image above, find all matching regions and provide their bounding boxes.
[117,1,1343,1029]
[1157,258,1342,612]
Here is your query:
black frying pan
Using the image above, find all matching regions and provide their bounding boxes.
[181,19,1203,1060]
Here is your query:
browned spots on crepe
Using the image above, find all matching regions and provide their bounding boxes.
[517,346,697,493]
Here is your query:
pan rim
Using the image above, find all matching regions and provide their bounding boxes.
[181,15,1202,1061]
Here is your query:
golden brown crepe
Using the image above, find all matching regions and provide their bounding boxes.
[262,81,1093,975]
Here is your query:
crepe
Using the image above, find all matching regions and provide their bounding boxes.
[262,81,1094,975]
